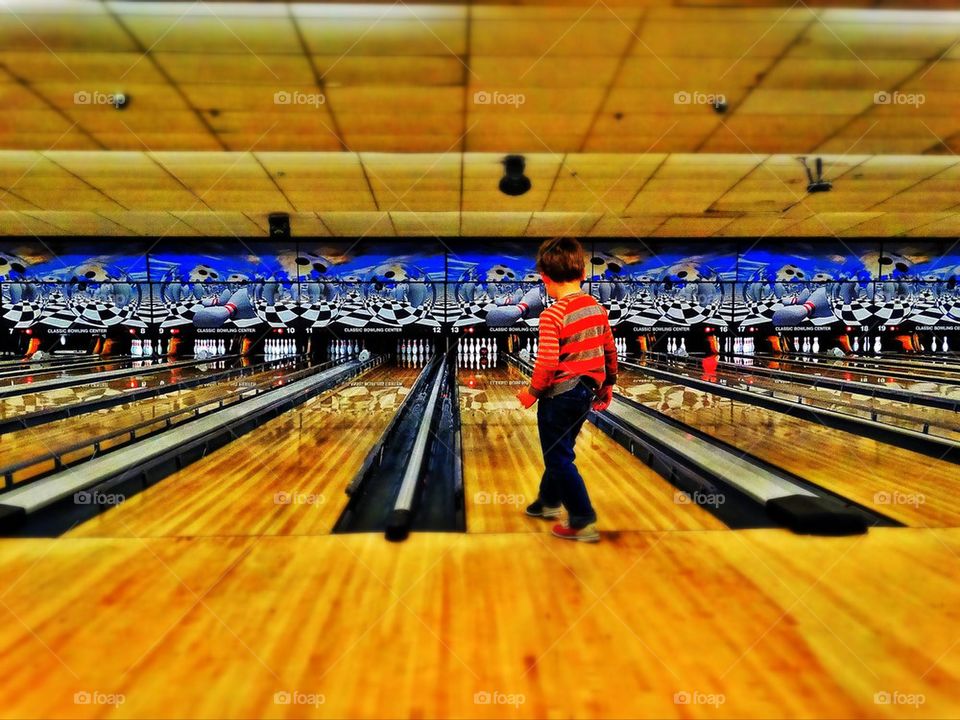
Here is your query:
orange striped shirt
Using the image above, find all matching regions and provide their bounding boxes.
[528,292,618,398]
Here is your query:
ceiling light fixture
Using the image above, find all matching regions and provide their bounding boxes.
[499,155,531,196]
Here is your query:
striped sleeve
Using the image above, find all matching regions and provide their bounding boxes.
[528,309,560,398]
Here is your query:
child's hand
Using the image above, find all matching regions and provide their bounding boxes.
[592,386,613,412]
[516,388,537,409]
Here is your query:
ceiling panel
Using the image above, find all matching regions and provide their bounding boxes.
[0,2,957,154]
[0,149,952,237]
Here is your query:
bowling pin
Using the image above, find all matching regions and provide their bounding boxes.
[874,336,882,354]
[812,336,819,353]
[943,336,950,352]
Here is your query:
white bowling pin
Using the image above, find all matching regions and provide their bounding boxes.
[812,337,819,353]
[943,336,950,352]
[874,336,882,354]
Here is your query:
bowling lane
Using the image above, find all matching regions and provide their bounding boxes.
[0,358,237,420]
[619,369,960,527]
[459,365,726,533]
[757,353,960,384]
[647,358,960,441]
[68,364,420,539]
[0,357,133,387]
[0,362,310,483]
[741,356,960,399]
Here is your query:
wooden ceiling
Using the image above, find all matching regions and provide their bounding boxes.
[1,2,958,238]
[2,150,959,237]
[1,1,959,155]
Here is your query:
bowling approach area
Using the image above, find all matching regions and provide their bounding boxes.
[3,1,960,719]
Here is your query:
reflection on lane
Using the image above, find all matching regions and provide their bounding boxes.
[639,356,960,441]
[68,364,420,539]
[459,365,725,534]
[731,357,960,398]
[618,367,960,527]
[0,360,235,420]
[0,358,133,387]
[0,361,310,471]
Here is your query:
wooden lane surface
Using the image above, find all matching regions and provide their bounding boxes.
[459,365,725,534]
[1,528,958,718]
[67,365,420,539]
[0,359,129,388]
[620,370,960,528]
[774,355,960,382]
[0,364,307,480]
[789,353,960,377]
[748,358,960,399]
[699,363,960,441]
[0,360,234,420]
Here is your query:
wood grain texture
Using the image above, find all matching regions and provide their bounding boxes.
[667,360,960,441]
[0,364,306,477]
[0,528,958,719]
[460,365,726,533]
[620,369,960,527]
[748,357,960,401]
[0,359,235,420]
[67,365,420,539]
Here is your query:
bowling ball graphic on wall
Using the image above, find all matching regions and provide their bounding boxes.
[281,251,336,282]
[64,262,141,327]
[0,251,45,328]
[360,261,436,326]
[587,252,626,280]
[652,262,725,324]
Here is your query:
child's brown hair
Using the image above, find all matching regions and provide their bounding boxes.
[535,237,586,283]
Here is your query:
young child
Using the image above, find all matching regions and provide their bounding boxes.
[516,237,617,543]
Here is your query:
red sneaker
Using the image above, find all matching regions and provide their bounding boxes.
[551,521,600,543]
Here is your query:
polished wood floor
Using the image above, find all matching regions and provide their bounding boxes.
[69,365,419,539]
[674,361,960,441]
[0,360,229,419]
[619,370,960,527]
[0,364,304,481]
[460,365,725,533]
[0,528,957,719]
[0,360,957,719]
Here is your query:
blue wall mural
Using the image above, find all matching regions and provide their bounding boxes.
[1,238,958,333]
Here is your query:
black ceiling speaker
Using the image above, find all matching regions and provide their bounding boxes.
[800,156,832,194]
[499,155,531,196]
[268,212,291,238]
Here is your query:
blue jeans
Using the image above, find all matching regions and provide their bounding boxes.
[536,380,597,528]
